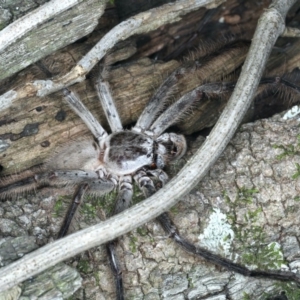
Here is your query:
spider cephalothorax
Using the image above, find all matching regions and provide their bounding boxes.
[100,131,186,174]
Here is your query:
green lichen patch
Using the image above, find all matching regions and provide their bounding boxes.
[93,271,100,286]
[53,195,71,218]
[273,134,300,160]
[224,188,286,270]
[242,242,285,270]
[222,187,300,299]
[129,235,138,253]
[95,190,118,215]
[169,205,179,215]
[136,226,148,236]
[77,259,92,274]
[131,184,144,205]
[224,187,260,226]
[294,195,300,201]
[81,202,97,222]
[224,187,259,206]
[242,292,251,300]
[292,163,300,179]
[273,144,299,160]
[263,283,300,300]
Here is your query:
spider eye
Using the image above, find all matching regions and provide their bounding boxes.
[150,163,157,169]
[171,145,178,156]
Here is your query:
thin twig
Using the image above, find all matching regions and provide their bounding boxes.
[0,0,295,293]
[0,0,225,111]
[0,0,84,52]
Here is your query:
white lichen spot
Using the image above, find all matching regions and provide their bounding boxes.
[198,208,234,258]
[289,260,300,272]
[282,105,300,120]
[34,80,58,97]
[0,139,10,152]
[0,90,17,111]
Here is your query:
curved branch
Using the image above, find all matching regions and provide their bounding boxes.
[0,0,225,110]
[0,0,107,81]
[0,0,83,51]
[0,0,295,293]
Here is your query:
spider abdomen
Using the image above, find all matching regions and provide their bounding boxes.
[103,131,154,175]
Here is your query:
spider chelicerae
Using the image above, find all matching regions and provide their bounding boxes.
[1,60,300,299]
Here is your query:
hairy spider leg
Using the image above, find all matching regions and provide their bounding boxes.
[54,170,116,237]
[63,73,130,299]
[147,74,300,138]
[106,242,124,300]
[106,170,169,300]
[134,169,166,197]
[106,176,133,300]
[96,70,123,133]
[0,170,114,199]
[149,82,235,137]
[157,211,300,283]
[63,89,108,142]
[106,175,137,300]
[260,76,300,93]
[133,67,186,133]
[112,175,133,215]
[134,54,300,136]
[0,168,115,240]
[133,41,247,135]
[138,174,300,285]
[58,183,89,238]
[106,175,133,300]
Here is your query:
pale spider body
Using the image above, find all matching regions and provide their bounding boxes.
[101,131,185,175]
[103,132,156,175]
[48,131,186,182]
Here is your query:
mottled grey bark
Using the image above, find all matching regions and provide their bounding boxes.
[1,108,300,299]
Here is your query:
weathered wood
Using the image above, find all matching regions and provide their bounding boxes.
[0,0,107,80]
[1,36,299,175]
